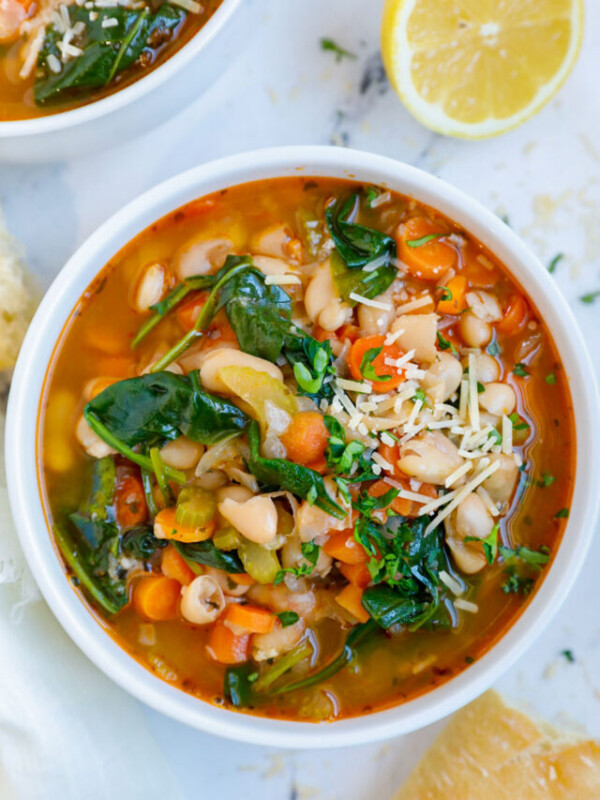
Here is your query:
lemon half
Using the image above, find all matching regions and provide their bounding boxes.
[382,0,583,139]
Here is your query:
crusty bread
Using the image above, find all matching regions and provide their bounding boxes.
[0,210,35,372]
[396,691,600,800]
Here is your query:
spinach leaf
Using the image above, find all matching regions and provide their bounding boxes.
[80,456,116,522]
[325,193,397,270]
[218,267,293,362]
[35,4,184,105]
[247,421,345,519]
[224,663,256,707]
[331,251,396,304]
[86,371,250,448]
[282,330,335,402]
[174,541,245,574]
[121,526,166,559]
[361,585,425,629]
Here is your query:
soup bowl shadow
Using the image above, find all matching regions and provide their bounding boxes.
[0,0,246,164]
[6,146,600,747]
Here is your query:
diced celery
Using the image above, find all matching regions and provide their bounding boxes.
[175,487,217,528]
[213,526,242,551]
[238,540,281,584]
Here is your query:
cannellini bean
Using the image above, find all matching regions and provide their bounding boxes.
[304,261,351,332]
[248,583,316,618]
[422,352,463,404]
[75,415,116,459]
[458,311,492,347]
[180,575,225,624]
[479,382,516,416]
[358,289,395,336]
[399,431,464,485]
[252,619,306,661]
[250,223,294,259]
[199,348,283,394]
[296,478,352,541]
[444,493,492,574]
[195,471,228,491]
[160,437,204,470]
[216,484,254,504]
[129,262,171,313]
[389,314,438,364]
[464,352,500,383]
[281,536,333,578]
[482,454,519,507]
[219,495,278,544]
[465,290,503,323]
[252,255,299,278]
[204,566,249,597]
[175,237,234,280]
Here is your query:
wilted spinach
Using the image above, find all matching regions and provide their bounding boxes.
[35,4,185,105]
[247,421,345,518]
[174,540,245,574]
[85,371,250,448]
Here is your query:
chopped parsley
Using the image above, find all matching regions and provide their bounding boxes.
[439,286,453,302]
[508,412,530,432]
[513,363,530,377]
[360,346,391,383]
[539,472,555,487]
[466,523,499,565]
[364,185,382,208]
[406,232,443,248]
[277,611,300,628]
[561,649,575,663]
[580,290,600,304]
[547,253,564,274]
[274,541,321,584]
[412,387,428,406]
[545,372,557,385]
[502,573,534,595]
[436,331,457,355]
[320,37,356,62]
[555,507,569,519]
[324,416,376,481]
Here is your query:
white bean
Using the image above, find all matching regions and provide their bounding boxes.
[399,431,463,485]
[465,290,503,322]
[304,261,350,332]
[252,619,306,661]
[296,477,352,541]
[483,454,519,507]
[422,352,463,404]
[204,566,249,598]
[444,493,492,574]
[129,262,170,313]
[281,536,332,578]
[479,382,516,416]
[389,314,438,364]
[216,484,254,504]
[252,255,299,278]
[464,352,500,383]
[160,437,204,470]
[250,223,294,259]
[199,348,283,394]
[175,237,234,280]
[358,289,395,336]
[218,495,278,544]
[75,415,116,459]
[459,311,492,348]
[181,575,225,624]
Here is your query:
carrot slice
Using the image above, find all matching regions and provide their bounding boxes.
[496,294,528,336]
[348,334,404,393]
[206,620,250,664]
[223,603,277,634]
[368,476,437,519]
[323,529,368,564]
[134,575,181,621]
[338,561,371,588]
[161,545,195,586]
[280,411,329,467]
[154,506,215,543]
[115,473,147,529]
[397,217,457,281]
[335,584,370,623]
[437,275,468,315]
[229,572,256,586]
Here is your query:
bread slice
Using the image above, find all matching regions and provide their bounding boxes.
[396,691,600,799]
[0,211,36,372]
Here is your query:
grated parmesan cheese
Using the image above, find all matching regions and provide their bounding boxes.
[372,452,394,472]
[264,274,301,286]
[349,292,393,310]
[395,294,433,314]
[384,327,404,346]
[424,460,500,535]
[101,16,119,27]
[439,570,464,596]
[501,414,513,455]
[380,432,397,447]
[170,0,202,11]
[336,378,372,394]
[468,353,480,432]
[445,461,472,488]
[454,598,479,613]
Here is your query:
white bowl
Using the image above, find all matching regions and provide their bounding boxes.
[0,0,245,163]
[6,146,600,747]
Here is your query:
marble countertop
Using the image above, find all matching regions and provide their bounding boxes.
[1,0,599,797]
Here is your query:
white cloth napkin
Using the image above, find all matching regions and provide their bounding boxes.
[0,406,185,800]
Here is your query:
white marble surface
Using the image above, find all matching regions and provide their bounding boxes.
[2,0,600,797]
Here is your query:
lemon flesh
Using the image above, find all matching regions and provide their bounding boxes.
[382,0,583,138]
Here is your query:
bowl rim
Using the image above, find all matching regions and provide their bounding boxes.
[0,0,242,138]
[6,145,600,748]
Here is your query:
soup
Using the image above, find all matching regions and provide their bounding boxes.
[0,0,223,120]
[39,177,575,721]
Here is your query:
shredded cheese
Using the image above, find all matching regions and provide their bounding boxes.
[264,274,301,286]
[454,598,479,613]
[395,295,433,314]
[170,0,202,11]
[384,328,404,346]
[439,570,464,596]
[380,432,397,447]
[476,486,500,517]
[468,353,480,432]
[424,460,500,535]
[445,461,472,488]
[502,414,513,455]
[349,292,393,310]
[372,452,394,473]
[336,378,372,394]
